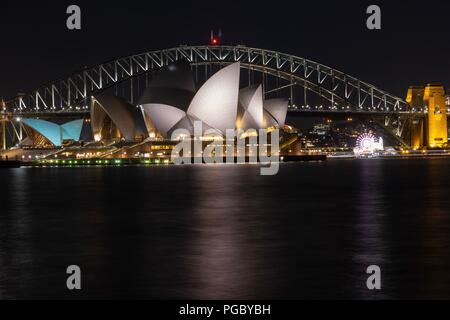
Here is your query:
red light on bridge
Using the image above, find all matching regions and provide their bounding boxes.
[210,30,222,46]
[211,37,220,46]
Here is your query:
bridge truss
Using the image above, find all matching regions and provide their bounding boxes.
[5,45,414,115]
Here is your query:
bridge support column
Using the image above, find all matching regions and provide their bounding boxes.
[1,119,5,152]
[424,85,448,148]
[406,84,448,149]
[410,118,424,150]
[1,99,6,152]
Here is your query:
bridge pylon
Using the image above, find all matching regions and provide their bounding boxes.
[406,84,448,149]
[1,99,6,152]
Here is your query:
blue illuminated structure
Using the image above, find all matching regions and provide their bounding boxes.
[22,119,84,147]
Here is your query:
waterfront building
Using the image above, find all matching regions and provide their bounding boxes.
[6,61,289,160]
[21,119,84,147]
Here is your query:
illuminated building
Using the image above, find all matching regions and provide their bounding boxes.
[21,119,84,147]
[406,84,448,149]
[9,60,289,158]
[406,86,425,149]
[140,62,289,140]
[424,84,448,148]
[311,124,330,136]
[91,94,147,142]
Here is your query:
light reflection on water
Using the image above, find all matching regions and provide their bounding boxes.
[0,159,450,299]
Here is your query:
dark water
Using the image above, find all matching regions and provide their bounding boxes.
[1,159,450,300]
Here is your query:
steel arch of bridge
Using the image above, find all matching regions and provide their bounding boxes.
[6,45,412,114]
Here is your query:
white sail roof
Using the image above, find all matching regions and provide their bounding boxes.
[264,98,289,128]
[239,85,264,129]
[91,94,147,141]
[187,63,240,135]
[141,104,186,139]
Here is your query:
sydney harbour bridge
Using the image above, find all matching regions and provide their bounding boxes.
[1,45,448,150]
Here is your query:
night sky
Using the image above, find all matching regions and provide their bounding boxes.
[0,0,449,101]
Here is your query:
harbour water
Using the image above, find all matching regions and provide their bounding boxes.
[0,158,450,299]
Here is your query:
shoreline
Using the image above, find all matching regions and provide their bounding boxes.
[3,153,450,169]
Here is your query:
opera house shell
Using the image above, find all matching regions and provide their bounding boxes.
[140,61,288,140]
[21,119,84,147]
[91,94,148,142]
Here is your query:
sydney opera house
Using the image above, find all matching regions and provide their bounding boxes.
[6,61,293,160]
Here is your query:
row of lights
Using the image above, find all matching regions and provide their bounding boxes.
[39,159,171,166]
[288,104,416,112]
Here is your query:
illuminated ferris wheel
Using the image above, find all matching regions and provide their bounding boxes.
[354,133,384,155]
[356,133,376,151]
